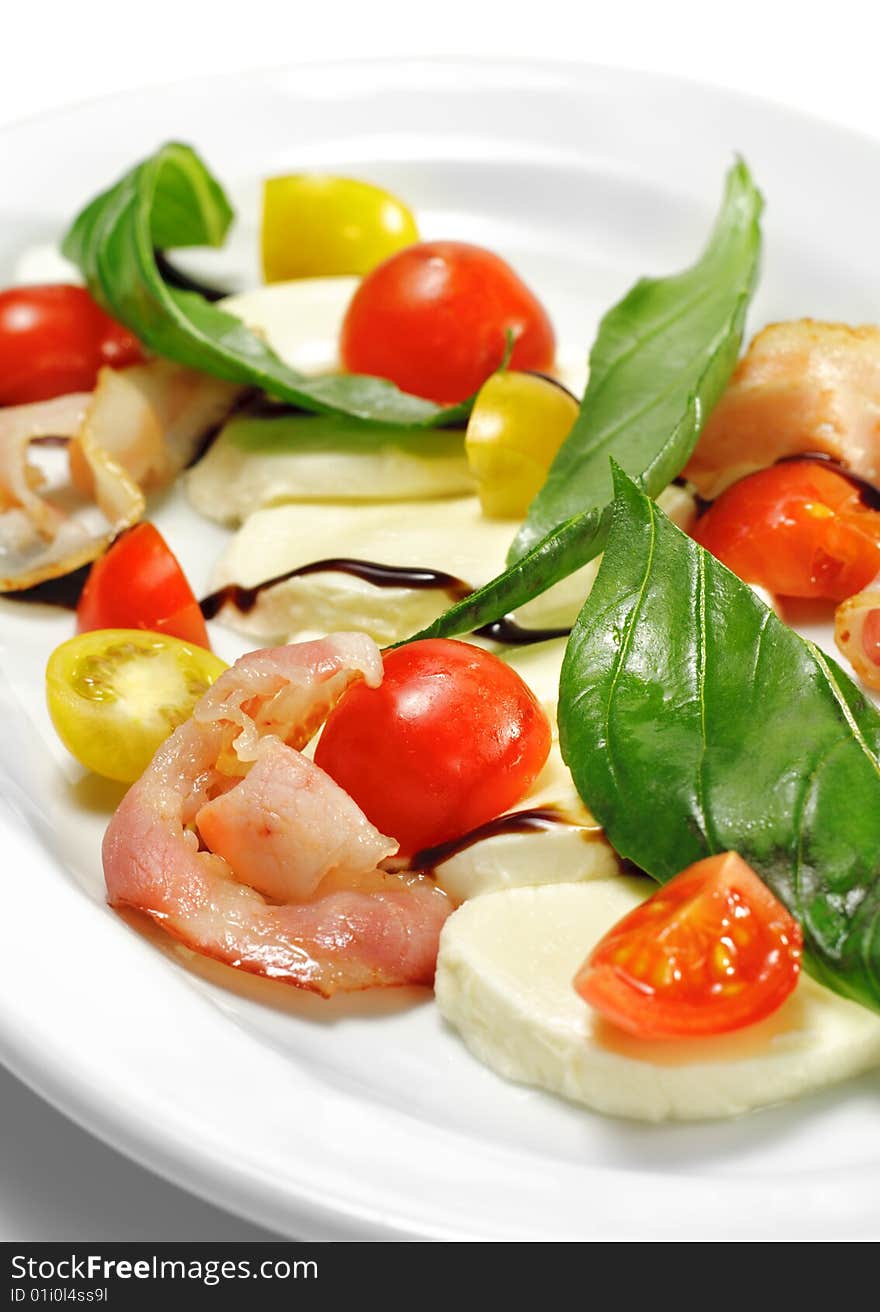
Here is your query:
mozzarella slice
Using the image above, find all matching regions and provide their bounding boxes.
[220,277,359,375]
[432,740,619,902]
[501,636,567,714]
[208,483,696,647]
[208,497,513,644]
[435,879,880,1121]
[187,413,475,524]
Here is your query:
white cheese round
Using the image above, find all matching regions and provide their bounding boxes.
[432,741,618,903]
[435,879,880,1121]
[187,417,475,524]
[220,277,359,375]
[208,496,513,645]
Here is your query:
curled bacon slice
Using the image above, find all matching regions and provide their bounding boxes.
[103,634,451,995]
[0,362,241,592]
[0,392,143,591]
[71,360,242,497]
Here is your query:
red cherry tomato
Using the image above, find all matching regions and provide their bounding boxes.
[339,241,556,404]
[574,852,802,1040]
[692,459,880,600]
[0,284,143,407]
[314,638,552,857]
[77,523,210,650]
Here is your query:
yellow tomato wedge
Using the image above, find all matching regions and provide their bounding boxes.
[46,629,226,783]
[464,371,580,519]
[261,175,419,281]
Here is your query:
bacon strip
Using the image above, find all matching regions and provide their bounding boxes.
[103,635,451,995]
[0,362,241,592]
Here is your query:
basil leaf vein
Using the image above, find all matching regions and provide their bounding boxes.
[559,465,880,1014]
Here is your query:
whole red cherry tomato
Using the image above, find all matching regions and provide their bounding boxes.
[77,523,210,650]
[693,459,880,600]
[0,284,143,406]
[574,852,802,1039]
[339,241,556,404]
[314,638,551,857]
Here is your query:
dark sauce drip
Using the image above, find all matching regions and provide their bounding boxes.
[523,370,580,404]
[2,563,90,610]
[201,556,571,645]
[474,617,572,645]
[30,434,72,448]
[154,251,230,303]
[201,558,471,620]
[384,804,595,875]
[775,451,880,511]
[694,452,880,517]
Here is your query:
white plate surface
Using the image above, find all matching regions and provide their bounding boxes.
[2,59,880,1242]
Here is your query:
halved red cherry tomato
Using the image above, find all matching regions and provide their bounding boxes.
[0,284,143,407]
[314,638,551,857]
[574,852,802,1040]
[77,523,210,650]
[339,241,556,404]
[692,459,880,600]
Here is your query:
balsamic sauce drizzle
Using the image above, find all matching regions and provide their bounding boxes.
[383,804,598,875]
[694,452,880,519]
[200,558,471,618]
[154,251,230,303]
[200,557,571,646]
[775,451,880,510]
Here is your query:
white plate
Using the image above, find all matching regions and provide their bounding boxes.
[3,59,880,1243]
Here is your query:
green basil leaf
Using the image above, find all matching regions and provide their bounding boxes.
[510,161,762,562]
[62,142,469,429]
[409,160,762,643]
[559,464,880,1013]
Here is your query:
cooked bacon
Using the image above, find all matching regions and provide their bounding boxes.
[196,738,397,903]
[0,393,90,531]
[0,393,143,591]
[103,635,451,995]
[0,362,241,592]
[71,361,241,497]
[686,321,880,498]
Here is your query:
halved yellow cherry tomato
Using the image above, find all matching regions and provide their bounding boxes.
[464,371,579,518]
[261,175,419,282]
[46,629,227,783]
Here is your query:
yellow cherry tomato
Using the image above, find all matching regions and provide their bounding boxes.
[464,370,580,518]
[46,629,227,783]
[261,175,419,282]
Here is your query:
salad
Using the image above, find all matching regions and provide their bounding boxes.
[4,143,880,1125]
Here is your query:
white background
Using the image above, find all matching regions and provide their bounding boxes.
[2,0,878,1241]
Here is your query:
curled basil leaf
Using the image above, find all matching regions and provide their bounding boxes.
[62,142,469,429]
